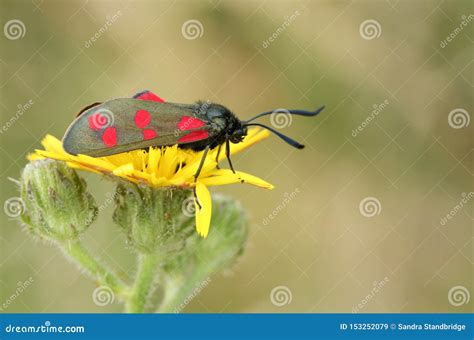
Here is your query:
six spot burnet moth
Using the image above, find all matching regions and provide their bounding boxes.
[62,90,324,207]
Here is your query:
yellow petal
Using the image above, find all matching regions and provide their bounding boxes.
[194,181,212,237]
[66,162,103,174]
[28,153,45,161]
[106,149,147,169]
[28,132,275,237]
[216,128,270,162]
[41,134,65,154]
[166,148,182,178]
[112,163,135,176]
[177,149,216,181]
[200,169,274,189]
[146,147,161,175]
[235,170,274,189]
[33,149,71,162]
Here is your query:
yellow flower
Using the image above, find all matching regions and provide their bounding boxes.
[28,128,273,237]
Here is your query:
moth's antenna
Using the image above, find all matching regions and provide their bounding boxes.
[244,123,305,149]
[244,105,325,124]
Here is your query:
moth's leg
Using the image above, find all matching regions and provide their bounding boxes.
[193,189,201,210]
[225,138,236,174]
[215,143,222,169]
[194,145,210,181]
[193,145,210,210]
[225,139,245,183]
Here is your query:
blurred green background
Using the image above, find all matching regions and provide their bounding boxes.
[0,0,472,313]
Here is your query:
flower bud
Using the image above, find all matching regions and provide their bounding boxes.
[170,194,248,273]
[113,182,195,254]
[20,160,97,241]
[159,194,248,312]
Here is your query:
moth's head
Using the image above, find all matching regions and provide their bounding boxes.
[203,103,232,126]
[205,103,248,143]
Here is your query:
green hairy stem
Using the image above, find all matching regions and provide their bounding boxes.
[19,160,248,312]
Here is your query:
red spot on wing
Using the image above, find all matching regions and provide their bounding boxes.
[178,130,209,143]
[102,127,117,147]
[88,113,107,130]
[135,91,165,103]
[134,110,151,128]
[177,116,206,131]
[143,129,157,140]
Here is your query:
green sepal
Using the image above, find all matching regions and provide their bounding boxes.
[20,159,97,241]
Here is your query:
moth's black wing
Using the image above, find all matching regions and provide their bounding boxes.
[62,98,213,157]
